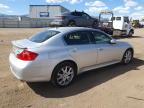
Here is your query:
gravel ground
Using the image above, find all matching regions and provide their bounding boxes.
[0,28,144,108]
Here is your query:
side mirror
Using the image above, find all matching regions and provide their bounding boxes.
[110,39,116,44]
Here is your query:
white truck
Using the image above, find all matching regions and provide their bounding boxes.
[98,11,134,37]
[112,16,134,36]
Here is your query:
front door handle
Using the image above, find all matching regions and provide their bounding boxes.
[71,48,77,53]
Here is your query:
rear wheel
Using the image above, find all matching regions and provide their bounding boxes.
[51,62,76,87]
[121,49,133,64]
[67,21,76,27]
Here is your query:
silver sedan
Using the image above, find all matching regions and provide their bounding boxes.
[9,27,134,87]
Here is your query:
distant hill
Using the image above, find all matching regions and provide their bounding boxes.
[0,13,29,18]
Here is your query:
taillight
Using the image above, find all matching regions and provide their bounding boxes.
[16,50,38,61]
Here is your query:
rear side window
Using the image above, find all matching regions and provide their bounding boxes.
[64,31,90,45]
[71,12,82,16]
[29,30,60,43]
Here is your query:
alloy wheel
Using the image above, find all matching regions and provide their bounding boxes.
[123,50,132,64]
[56,66,74,86]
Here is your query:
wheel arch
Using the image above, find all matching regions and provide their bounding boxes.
[126,47,134,54]
[121,47,134,64]
[92,20,99,27]
[122,47,134,59]
[67,20,76,25]
[130,29,134,34]
[51,59,78,80]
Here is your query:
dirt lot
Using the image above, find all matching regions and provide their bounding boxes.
[0,28,144,108]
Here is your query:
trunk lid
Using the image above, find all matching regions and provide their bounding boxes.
[12,39,41,49]
[11,39,41,56]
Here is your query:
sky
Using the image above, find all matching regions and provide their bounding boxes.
[0,0,144,20]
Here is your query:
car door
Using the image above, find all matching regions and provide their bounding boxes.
[92,31,121,64]
[64,31,98,68]
[81,13,93,26]
[71,12,84,26]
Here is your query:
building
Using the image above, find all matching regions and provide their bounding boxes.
[29,5,70,18]
[0,5,70,28]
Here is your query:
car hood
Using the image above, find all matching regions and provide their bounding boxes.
[91,17,98,20]
[12,39,41,49]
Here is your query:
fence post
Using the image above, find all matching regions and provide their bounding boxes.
[2,17,5,28]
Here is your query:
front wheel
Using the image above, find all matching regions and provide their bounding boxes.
[121,49,133,64]
[51,62,76,87]
[92,21,98,28]
[128,30,133,37]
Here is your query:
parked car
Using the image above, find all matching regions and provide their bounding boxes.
[9,27,134,87]
[50,11,98,28]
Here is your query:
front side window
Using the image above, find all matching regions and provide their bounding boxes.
[124,17,129,23]
[64,31,90,45]
[29,30,60,43]
[92,31,111,44]
[82,13,90,19]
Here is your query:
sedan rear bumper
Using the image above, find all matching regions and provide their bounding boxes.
[9,53,52,82]
[50,21,63,26]
[50,20,68,27]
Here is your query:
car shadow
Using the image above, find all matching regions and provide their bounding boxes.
[27,58,144,98]
[113,36,143,39]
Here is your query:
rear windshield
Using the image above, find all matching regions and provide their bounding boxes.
[29,30,60,43]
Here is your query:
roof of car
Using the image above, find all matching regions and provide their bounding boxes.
[47,27,100,33]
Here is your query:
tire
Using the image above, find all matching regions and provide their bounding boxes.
[51,62,76,87]
[92,21,98,28]
[121,49,133,64]
[128,30,133,37]
[67,21,76,27]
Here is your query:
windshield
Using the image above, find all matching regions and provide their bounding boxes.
[29,30,60,43]
[116,17,121,20]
